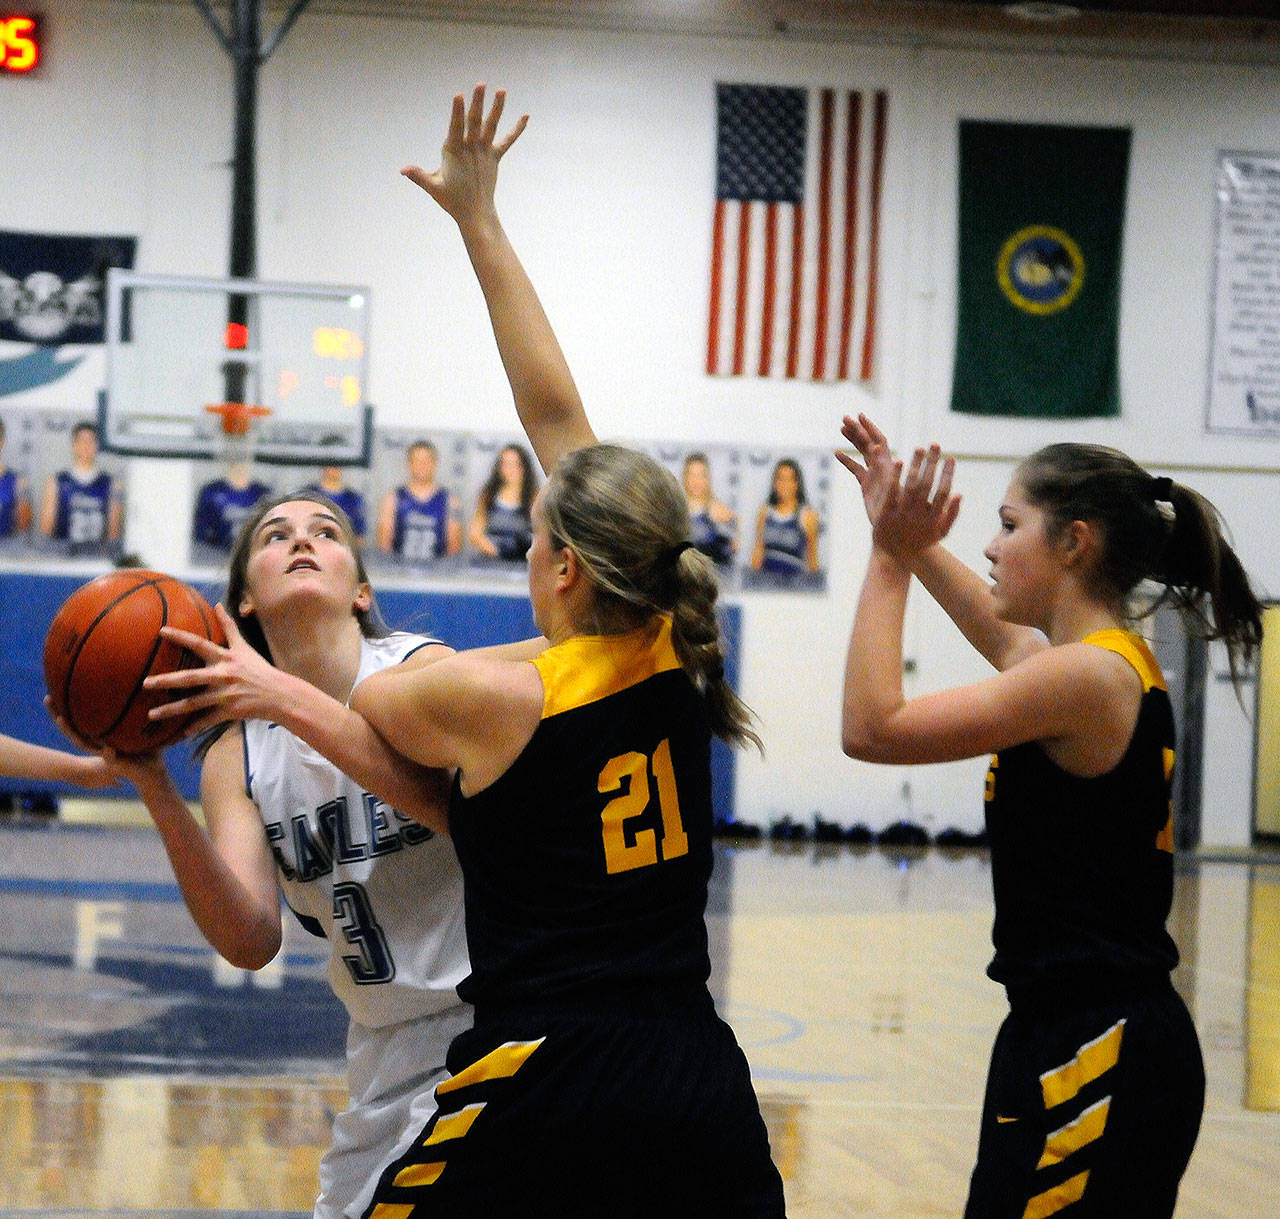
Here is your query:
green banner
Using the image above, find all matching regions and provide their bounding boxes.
[950,121,1130,418]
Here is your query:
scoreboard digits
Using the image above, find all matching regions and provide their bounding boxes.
[1,13,40,73]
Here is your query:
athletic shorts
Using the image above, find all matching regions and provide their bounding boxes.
[316,1003,473,1219]
[964,982,1204,1219]
[362,995,787,1218]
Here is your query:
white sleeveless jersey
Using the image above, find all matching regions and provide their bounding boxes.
[242,632,470,1029]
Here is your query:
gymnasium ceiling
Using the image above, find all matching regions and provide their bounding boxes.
[303,0,1280,62]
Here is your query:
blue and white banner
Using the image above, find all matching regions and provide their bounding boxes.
[0,231,135,346]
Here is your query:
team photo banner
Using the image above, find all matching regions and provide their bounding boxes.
[1205,151,1280,436]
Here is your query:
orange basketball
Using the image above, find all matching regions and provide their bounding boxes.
[43,569,227,756]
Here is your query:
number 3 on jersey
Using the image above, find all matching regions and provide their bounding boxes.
[598,738,689,874]
[333,881,395,984]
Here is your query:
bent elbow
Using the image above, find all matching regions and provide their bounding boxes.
[841,719,897,764]
[219,925,282,973]
[221,945,277,972]
[842,728,875,761]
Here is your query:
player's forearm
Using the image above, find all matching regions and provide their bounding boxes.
[909,544,1040,671]
[269,674,450,833]
[842,548,912,760]
[456,215,593,473]
[0,735,96,784]
[132,767,281,968]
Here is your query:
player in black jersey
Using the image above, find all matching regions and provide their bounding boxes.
[346,89,784,1217]
[354,443,784,1217]
[837,414,1262,1219]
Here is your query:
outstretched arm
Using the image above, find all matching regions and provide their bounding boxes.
[839,414,1043,671]
[404,84,596,474]
[145,607,452,829]
[0,731,114,788]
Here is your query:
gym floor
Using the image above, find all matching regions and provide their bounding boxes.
[1,805,1278,1218]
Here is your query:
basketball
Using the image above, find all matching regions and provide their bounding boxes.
[43,570,227,756]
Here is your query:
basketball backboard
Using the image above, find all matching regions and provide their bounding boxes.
[101,269,373,464]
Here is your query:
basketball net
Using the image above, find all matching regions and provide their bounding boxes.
[204,402,272,468]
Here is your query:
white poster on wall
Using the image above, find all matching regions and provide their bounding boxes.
[1206,151,1280,435]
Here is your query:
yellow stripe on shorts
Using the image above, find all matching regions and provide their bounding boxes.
[1022,1169,1090,1219]
[1036,1095,1112,1169]
[392,1160,446,1189]
[1040,1019,1125,1110]
[368,1205,415,1219]
[424,1102,486,1146]
[436,1037,546,1095]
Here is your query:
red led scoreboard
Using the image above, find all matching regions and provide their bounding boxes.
[1,12,40,74]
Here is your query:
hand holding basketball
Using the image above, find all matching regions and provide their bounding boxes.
[43,570,226,756]
[145,604,295,733]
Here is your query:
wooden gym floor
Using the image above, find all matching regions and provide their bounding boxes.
[1,806,1278,1218]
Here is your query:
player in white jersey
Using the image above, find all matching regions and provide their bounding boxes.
[238,609,472,1217]
[62,487,469,1219]
[242,629,468,1028]
[85,83,587,1218]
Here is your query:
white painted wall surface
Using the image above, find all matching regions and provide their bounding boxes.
[2,1,1274,839]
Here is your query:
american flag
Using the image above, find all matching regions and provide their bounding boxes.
[706,84,887,383]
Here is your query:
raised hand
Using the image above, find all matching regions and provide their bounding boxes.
[836,413,899,530]
[836,414,961,559]
[144,604,288,737]
[401,83,528,231]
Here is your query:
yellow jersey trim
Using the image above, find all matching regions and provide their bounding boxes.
[1082,629,1166,694]
[424,1102,486,1146]
[534,617,681,720]
[391,1161,446,1189]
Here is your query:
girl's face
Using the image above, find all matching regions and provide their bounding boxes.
[499,447,524,488]
[983,479,1062,629]
[683,460,710,500]
[773,463,799,502]
[240,500,369,623]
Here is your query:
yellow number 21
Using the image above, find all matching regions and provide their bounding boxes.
[598,738,690,875]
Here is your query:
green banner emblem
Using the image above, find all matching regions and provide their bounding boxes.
[951,122,1130,418]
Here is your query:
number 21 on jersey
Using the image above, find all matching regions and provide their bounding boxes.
[598,738,689,874]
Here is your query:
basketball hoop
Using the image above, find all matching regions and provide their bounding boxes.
[205,402,272,466]
[205,402,272,436]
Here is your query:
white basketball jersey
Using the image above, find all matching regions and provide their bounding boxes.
[243,632,470,1028]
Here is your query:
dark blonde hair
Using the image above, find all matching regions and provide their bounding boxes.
[1016,444,1263,686]
[542,444,760,750]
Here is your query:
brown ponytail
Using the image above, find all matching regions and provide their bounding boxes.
[1016,444,1263,689]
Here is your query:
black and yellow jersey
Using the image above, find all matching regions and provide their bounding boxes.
[983,629,1180,998]
[449,616,714,1014]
